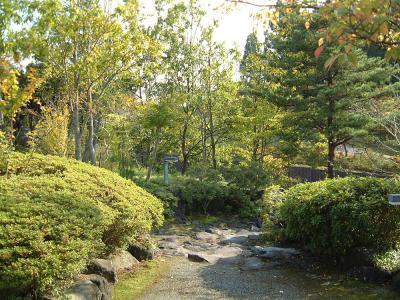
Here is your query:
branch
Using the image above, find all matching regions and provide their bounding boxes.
[225,0,319,9]
[225,0,276,8]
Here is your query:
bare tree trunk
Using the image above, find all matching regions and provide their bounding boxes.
[73,97,82,160]
[327,74,335,179]
[72,41,81,160]
[208,99,217,169]
[327,142,335,179]
[181,121,188,175]
[146,126,161,181]
[86,89,96,165]
[201,116,207,164]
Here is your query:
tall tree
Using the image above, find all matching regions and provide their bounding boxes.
[253,7,398,178]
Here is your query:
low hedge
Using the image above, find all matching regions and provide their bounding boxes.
[0,152,164,297]
[279,177,400,257]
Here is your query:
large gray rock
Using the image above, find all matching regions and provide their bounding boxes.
[205,227,223,235]
[220,235,248,245]
[220,229,251,245]
[251,246,300,259]
[128,243,155,261]
[108,250,138,273]
[65,274,111,300]
[158,240,179,250]
[188,253,209,263]
[195,232,219,243]
[248,232,262,242]
[86,259,117,283]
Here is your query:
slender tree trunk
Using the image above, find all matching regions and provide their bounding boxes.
[146,126,161,181]
[201,116,207,164]
[200,115,207,180]
[86,89,96,165]
[73,97,82,160]
[327,74,335,179]
[72,41,81,160]
[327,142,335,179]
[208,100,217,169]
[252,96,259,161]
[181,120,188,175]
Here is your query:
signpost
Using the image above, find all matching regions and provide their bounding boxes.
[388,194,400,206]
[164,154,178,185]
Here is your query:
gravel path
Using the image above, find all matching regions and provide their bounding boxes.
[139,222,397,300]
[140,256,318,300]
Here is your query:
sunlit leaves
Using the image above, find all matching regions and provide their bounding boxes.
[321,0,400,60]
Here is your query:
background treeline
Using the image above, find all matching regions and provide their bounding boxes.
[1,0,400,217]
[2,0,400,297]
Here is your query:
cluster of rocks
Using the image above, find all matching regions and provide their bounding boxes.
[57,244,155,300]
[155,222,301,272]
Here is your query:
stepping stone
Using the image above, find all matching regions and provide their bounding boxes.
[195,232,219,243]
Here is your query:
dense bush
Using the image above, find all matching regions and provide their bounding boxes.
[0,152,164,297]
[170,178,228,215]
[135,179,179,218]
[280,177,400,257]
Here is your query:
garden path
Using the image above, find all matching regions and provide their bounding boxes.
[140,219,396,300]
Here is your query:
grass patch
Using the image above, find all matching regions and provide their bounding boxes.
[113,258,169,300]
[191,214,219,225]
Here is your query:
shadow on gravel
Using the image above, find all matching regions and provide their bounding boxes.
[199,255,398,300]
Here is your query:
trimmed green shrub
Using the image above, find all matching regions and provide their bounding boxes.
[0,152,164,297]
[170,178,228,215]
[135,179,179,218]
[280,177,400,257]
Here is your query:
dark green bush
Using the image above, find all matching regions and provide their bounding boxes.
[0,152,164,297]
[170,178,228,215]
[280,177,400,257]
[135,179,179,218]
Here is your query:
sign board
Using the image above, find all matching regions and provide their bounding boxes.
[164,154,179,162]
[388,194,400,205]
[163,154,178,185]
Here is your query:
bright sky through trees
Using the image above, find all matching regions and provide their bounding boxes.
[140,0,265,53]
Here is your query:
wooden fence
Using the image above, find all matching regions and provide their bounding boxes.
[288,165,390,183]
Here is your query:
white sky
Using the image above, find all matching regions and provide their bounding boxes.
[139,0,266,53]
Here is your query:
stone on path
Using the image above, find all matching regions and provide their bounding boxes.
[187,246,244,265]
[220,230,250,245]
[158,240,179,250]
[195,232,219,243]
[188,253,209,263]
[248,232,262,242]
